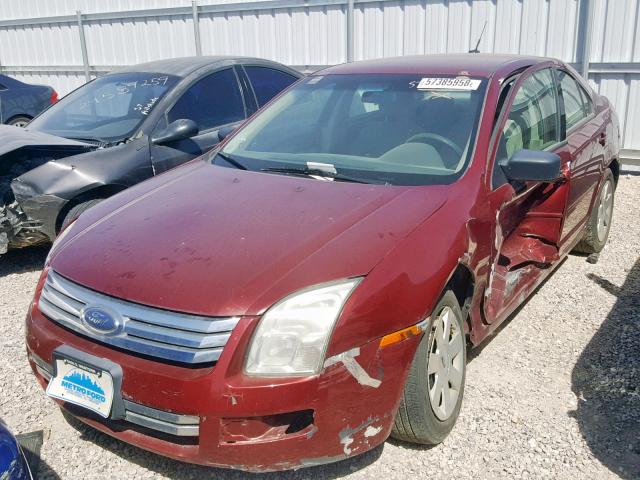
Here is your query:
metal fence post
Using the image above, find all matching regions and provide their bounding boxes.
[578,0,594,80]
[192,0,202,56]
[76,11,91,82]
[346,0,354,62]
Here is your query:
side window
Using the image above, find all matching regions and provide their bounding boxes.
[557,70,590,131]
[168,68,245,131]
[493,68,559,187]
[244,66,297,107]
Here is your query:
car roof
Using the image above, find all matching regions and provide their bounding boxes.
[113,56,297,78]
[316,54,554,77]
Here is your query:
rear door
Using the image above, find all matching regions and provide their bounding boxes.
[484,66,570,323]
[150,67,248,174]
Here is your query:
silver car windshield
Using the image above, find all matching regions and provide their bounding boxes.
[29,72,179,143]
[221,74,487,186]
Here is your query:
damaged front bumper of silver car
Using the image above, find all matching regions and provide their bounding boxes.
[0,181,63,254]
[0,201,49,254]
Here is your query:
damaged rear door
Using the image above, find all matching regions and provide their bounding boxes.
[484,66,570,323]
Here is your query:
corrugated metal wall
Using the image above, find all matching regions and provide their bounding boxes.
[0,0,639,150]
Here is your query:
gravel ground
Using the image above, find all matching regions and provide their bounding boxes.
[1,175,639,480]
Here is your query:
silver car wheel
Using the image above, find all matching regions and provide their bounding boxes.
[596,178,614,242]
[427,306,465,421]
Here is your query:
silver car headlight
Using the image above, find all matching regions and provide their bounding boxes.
[245,278,362,376]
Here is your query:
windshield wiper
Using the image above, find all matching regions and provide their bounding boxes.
[260,166,372,184]
[215,151,247,170]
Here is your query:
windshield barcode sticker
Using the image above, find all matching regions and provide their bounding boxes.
[417,77,481,91]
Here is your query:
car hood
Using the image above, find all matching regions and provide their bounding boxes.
[0,125,97,203]
[52,161,447,317]
[0,125,94,157]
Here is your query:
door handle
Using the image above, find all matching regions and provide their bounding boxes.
[598,132,607,146]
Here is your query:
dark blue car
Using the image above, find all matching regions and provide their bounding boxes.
[0,422,32,480]
[0,74,57,127]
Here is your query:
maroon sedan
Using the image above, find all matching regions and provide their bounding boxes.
[26,54,619,471]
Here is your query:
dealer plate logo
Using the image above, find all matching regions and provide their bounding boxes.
[46,357,115,418]
[61,369,106,403]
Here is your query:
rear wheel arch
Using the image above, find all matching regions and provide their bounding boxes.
[55,184,128,233]
[5,114,33,126]
[608,158,620,186]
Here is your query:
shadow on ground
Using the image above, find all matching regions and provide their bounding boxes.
[571,258,640,479]
[61,410,383,479]
[0,245,48,277]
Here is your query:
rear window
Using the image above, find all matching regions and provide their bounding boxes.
[245,66,298,106]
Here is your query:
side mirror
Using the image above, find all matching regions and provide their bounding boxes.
[499,149,562,183]
[152,119,199,145]
[217,125,237,142]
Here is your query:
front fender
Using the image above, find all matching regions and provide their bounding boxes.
[328,197,470,357]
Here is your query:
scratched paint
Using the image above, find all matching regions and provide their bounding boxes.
[324,347,382,388]
[339,417,381,455]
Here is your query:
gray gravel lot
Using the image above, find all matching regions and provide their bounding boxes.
[1,176,639,480]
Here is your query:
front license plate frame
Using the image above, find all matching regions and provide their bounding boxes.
[45,345,126,420]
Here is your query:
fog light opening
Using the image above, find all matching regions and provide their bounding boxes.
[220,409,315,444]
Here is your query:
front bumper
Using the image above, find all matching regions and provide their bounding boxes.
[25,286,420,472]
[0,193,65,252]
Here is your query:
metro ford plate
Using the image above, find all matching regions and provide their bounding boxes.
[417,77,482,91]
[46,356,114,418]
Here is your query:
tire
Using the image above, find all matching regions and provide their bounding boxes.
[60,199,103,231]
[7,116,31,128]
[392,290,467,444]
[573,169,615,254]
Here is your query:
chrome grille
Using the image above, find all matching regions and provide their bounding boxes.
[39,270,240,364]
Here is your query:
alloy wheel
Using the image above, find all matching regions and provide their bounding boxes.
[427,306,465,421]
[596,179,614,242]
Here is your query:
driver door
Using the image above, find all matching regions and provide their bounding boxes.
[483,67,571,323]
[150,67,248,174]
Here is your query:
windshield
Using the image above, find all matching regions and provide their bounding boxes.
[221,74,487,185]
[28,72,179,143]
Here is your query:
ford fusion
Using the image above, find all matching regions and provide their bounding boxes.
[25,54,619,472]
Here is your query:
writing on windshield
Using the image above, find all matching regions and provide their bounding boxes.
[28,72,179,142]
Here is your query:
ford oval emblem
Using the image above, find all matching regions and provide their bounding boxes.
[81,306,122,335]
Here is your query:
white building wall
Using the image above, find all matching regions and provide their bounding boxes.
[0,0,639,150]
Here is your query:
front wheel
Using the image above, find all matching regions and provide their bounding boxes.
[392,290,466,444]
[60,199,104,231]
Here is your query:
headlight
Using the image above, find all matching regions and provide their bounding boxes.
[45,222,75,265]
[245,278,362,376]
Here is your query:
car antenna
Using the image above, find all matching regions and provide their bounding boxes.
[469,21,487,53]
